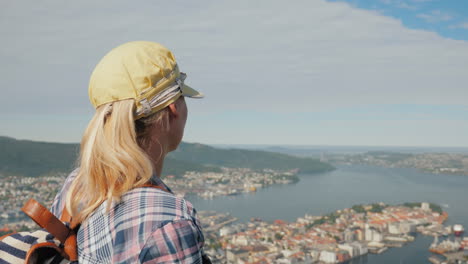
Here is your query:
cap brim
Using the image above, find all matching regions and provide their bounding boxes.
[181,84,204,98]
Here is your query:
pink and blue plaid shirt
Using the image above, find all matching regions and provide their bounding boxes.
[50,169,206,263]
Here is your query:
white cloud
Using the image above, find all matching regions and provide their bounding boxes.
[1,0,468,145]
[379,0,393,4]
[416,10,454,23]
[449,22,468,30]
[379,0,417,9]
[1,0,467,115]
[396,2,417,10]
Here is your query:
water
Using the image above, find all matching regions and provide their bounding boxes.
[188,165,468,264]
[213,144,468,155]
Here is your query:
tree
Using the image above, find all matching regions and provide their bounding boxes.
[275,233,284,240]
[370,204,384,213]
[352,205,365,213]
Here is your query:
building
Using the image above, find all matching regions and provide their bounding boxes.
[319,250,337,263]
[388,223,400,235]
[220,226,234,237]
[336,250,351,262]
[365,224,383,242]
[226,248,249,264]
[421,202,430,211]
[350,241,368,256]
[344,229,355,242]
[338,244,354,257]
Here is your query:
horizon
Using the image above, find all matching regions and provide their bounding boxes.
[3,135,468,151]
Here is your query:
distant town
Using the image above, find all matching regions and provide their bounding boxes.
[0,174,66,229]
[0,167,299,231]
[165,167,299,199]
[326,152,468,176]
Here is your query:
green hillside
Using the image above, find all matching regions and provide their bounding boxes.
[0,136,79,177]
[0,136,334,177]
[169,142,335,173]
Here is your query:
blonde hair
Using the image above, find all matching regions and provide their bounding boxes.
[66,99,169,223]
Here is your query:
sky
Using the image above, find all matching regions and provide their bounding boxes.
[1,0,468,147]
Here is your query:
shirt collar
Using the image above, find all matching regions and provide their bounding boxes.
[149,175,173,194]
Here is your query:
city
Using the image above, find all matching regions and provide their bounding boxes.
[201,202,467,263]
[1,171,467,263]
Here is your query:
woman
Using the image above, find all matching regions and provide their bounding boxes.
[50,41,207,263]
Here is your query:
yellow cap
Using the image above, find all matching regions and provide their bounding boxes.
[88,41,203,119]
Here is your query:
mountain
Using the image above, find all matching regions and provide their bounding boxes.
[170,142,334,173]
[0,136,334,177]
[0,136,79,177]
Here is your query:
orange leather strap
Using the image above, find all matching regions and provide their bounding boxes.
[64,232,78,261]
[20,183,168,261]
[61,206,80,230]
[60,206,71,224]
[59,206,79,261]
[21,199,70,244]
[141,183,169,192]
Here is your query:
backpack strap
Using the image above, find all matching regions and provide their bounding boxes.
[21,183,169,262]
[22,199,78,261]
[21,199,70,244]
[140,183,170,192]
[60,206,80,230]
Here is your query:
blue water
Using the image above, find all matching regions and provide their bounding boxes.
[188,165,468,264]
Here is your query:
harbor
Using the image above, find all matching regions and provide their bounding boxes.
[191,165,468,263]
[428,224,467,264]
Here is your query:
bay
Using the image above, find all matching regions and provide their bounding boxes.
[188,165,468,264]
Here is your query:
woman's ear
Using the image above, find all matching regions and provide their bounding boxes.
[168,102,179,119]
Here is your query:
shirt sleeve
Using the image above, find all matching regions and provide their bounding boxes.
[138,219,205,264]
[50,168,78,218]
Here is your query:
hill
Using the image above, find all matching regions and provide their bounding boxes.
[0,136,79,177]
[0,136,334,177]
[170,142,334,173]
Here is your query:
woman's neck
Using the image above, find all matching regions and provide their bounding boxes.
[153,153,166,178]
[146,136,168,178]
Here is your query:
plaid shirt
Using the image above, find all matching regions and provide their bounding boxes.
[50,169,205,263]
